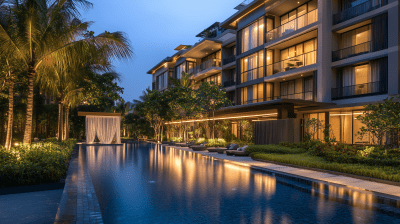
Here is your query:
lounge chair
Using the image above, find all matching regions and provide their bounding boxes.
[226,145,249,156]
[216,144,239,154]
[207,147,222,152]
[191,142,208,151]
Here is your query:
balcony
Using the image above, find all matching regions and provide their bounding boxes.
[266,50,317,77]
[223,80,236,88]
[331,81,387,99]
[223,56,236,65]
[332,41,372,62]
[266,9,318,43]
[241,98,264,105]
[274,91,314,101]
[189,58,221,77]
[333,0,387,25]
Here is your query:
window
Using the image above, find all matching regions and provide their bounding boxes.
[304,113,325,141]
[157,71,168,90]
[175,63,186,80]
[279,76,313,100]
[240,83,264,105]
[241,17,264,53]
[201,73,221,85]
[280,0,318,25]
[341,25,371,56]
[240,50,264,83]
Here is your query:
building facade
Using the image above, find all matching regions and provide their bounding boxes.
[147,0,399,144]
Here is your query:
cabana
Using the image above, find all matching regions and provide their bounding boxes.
[78,112,121,144]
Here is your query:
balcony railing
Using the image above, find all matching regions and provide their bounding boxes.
[241,98,264,105]
[331,81,387,99]
[241,66,264,83]
[332,41,372,62]
[266,50,317,77]
[223,56,236,65]
[266,9,318,43]
[333,0,387,25]
[274,91,314,101]
[223,80,236,88]
[189,58,221,75]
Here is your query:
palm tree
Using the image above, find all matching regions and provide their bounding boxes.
[0,0,132,144]
[169,71,198,88]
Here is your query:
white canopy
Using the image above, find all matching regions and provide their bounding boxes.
[85,116,121,144]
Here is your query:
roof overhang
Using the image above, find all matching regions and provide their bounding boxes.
[78,112,121,117]
[147,50,185,74]
[181,39,223,59]
[220,0,266,30]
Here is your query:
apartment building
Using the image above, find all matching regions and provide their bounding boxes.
[148,0,398,144]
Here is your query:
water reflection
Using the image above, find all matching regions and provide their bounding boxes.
[81,143,400,224]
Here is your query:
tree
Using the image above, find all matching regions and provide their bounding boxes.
[357,97,400,148]
[195,81,232,139]
[0,0,132,144]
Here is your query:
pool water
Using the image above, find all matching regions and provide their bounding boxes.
[81,143,400,224]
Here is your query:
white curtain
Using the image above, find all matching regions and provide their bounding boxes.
[86,116,121,144]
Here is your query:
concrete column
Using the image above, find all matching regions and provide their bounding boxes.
[317,0,333,102]
[387,1,399,95]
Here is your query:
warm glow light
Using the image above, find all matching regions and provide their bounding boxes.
[14,143,19,146]
[267,57,270,60]
[166,113,278,124]
[330,113,352,116]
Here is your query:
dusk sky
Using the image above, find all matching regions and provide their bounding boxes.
[83,0,240,102]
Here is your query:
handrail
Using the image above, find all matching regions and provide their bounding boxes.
[331,81,387,99]
[333,0,385,25]
[266,50,317,77]
[189,58,221,75]
[266,9,318,42]
[274,91,314,101]
[241,66,264,83]
[223,56,236,65]
[241,98,264,105]
[332,41,372,62]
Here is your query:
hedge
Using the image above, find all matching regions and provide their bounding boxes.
[0,139,77,188]
[246,144,306,155]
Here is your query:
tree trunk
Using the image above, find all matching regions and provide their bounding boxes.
[23,70,35,144]
[5,80,14,150]
[58,100,63,142]
[212,111,215,139]
[161,124,163,142]
[64,105,69,140]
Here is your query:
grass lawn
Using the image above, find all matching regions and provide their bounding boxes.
[252,153,400,182]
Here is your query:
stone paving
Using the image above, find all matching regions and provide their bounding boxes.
[0,189,63,224]
[164,144,400,203]
[54,145,103,224]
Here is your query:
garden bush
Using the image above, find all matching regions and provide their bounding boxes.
[206,139,228,147]
[246,145,306,155]
[0,139,77,188]
[169,137,183,142]
[279,140,322,150]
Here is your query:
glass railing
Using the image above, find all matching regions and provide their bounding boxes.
[333,0,387,25]
[189,58,221,75]
[331,81,386,99]
[240,66,264,83]
[332,41,372,61]
[266,9,318,42]
[241,98,264,105]
[274,91,314,101]
[223,56,236,65]
[223,80,236,87]
[266,50,317,76]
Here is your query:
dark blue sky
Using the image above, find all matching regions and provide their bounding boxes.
[83,0,240,102]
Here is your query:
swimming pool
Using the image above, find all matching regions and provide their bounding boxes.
[81,143,400,224]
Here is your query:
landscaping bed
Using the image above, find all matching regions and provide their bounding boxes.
[248,142,400,183]
[0,139,77,188]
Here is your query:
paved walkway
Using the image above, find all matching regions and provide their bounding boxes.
[164,144,400,204]
[0,189,63,224]
[54,145,103,224]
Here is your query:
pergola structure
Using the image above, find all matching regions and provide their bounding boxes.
[78,112,121,144]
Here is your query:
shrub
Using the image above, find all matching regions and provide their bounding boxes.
[0,139,77,188]
[196,138,207,144]
[169,137,183,142]
[230,139,254,147]
[247,145,306,155]
[207,139,228,147]
[279,140,322,150]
